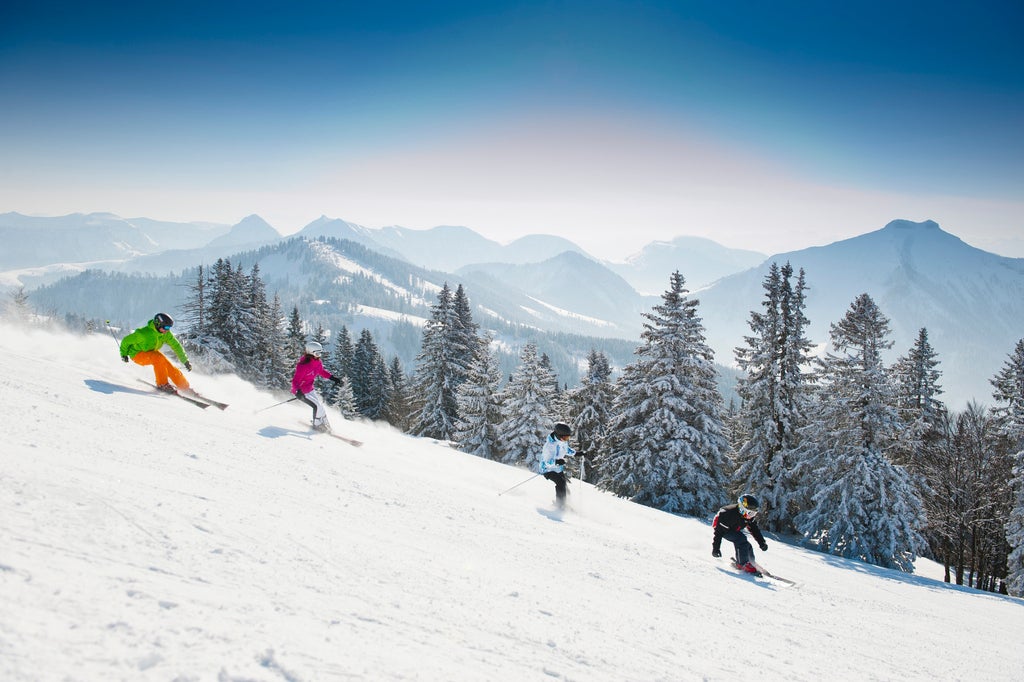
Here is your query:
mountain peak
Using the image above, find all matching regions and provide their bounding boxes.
[882,219,941,231]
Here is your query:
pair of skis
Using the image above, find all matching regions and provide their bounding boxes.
[138,380,228,410]
[300,421,363,447]
[730,558,798,587]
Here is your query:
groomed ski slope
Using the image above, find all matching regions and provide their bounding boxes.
[1,323,1021,681]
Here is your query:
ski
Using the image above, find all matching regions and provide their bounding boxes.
[137,379,210,409]
[178,389,228,410]
[298,421,363,447]
[731,559,798,587]
[755,567,798,587]
[327,432,363,447]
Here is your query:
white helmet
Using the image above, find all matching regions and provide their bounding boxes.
[305,341,323,357]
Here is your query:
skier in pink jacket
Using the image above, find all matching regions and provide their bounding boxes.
[291,341,341,432]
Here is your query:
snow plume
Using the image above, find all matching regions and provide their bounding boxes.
[1,323,1022,680]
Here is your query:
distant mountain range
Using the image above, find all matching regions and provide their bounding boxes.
[0,211,763,293]
[4,211,1022,407]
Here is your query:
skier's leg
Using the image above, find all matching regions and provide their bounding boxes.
[736,535,754,565]
[542,472,567,506]
[164,361,190,390]
[133,350,169,386]
[296,392,318,423]
[307,391,328,426]
[723,530,752,564]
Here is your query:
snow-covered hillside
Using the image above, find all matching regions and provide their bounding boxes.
[1,324,1021,681]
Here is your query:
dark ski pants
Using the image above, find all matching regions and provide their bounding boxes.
[722,530,755,565]
[544,472,567,504]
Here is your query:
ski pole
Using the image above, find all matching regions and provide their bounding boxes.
[498,472,542,496]
[254,397,298,414]
[104,320,120,346]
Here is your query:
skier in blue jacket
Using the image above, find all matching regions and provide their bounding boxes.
[539,422,577,509]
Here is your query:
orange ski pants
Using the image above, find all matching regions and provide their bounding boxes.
[133,351,190,389]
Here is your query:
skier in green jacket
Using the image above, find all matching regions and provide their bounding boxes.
[119,312,192,392]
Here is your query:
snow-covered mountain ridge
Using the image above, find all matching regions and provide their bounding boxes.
[700,219,1024,408]
[5,212,1023,406]
[1,323,1021,680]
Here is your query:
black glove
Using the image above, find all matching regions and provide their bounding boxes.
[759,542,768,552]
[555,458,565,465]
[184,361,192,371]
[121,355,129,363]
[712,548,722,558]
[576,451,589,459]
[330,376,342,384]
[295,390,305,400]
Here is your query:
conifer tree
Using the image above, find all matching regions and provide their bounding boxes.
[180,265,234,372]
[891,327,945,473]
[732,262,814,532]
[286,306,305,362]
[411,283,479,440]
[598,272,729,516]
[332,376,358,420]
[385,356,414,430]
[500,342,557,467]
[991,339,1024,596]
[454,338,505,459]
[352,328,390,420]
[794,293,925,571]
[263,293,291,390]
[568,350,616,480]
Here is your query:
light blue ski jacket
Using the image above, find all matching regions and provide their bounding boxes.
[538,433,576,473]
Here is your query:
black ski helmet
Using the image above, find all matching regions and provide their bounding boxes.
[154,312,174,330]
[553,422,573,438]
[738,494,760,518]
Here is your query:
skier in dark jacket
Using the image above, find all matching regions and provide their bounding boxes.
[712,494,768,574]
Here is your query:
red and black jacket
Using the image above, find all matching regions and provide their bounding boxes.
[712,503,766,554]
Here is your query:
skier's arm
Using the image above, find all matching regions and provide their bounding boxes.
[164,333,189,365]
[749,521,768,550]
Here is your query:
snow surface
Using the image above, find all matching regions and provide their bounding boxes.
[1,324,1022,681]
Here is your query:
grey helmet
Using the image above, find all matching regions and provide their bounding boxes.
[305,341,323,357]
[153,312,174,330]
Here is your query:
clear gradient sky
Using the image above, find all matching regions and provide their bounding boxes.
[2,0,1022,260]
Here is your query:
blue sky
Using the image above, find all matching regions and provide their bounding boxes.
[2,0,1022,258]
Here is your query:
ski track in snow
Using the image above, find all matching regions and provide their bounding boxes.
[1,323,1022,681]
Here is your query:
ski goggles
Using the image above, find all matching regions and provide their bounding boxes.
[740,508,758,519]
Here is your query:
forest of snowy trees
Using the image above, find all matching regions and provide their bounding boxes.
[8,257,1024,598]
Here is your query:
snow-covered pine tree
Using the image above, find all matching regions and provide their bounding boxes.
[323,325,353,405]
[352,328,391,420]
[891,328,945,474]
[180,265,233,373]
[411,283,478,440]
[567,349,616,481]
[794,293,926,571]
[384,356,414,430]
[991,339,1024,597]
[454,337,505,459]
[263,293,291,391]
[286,306,305,363]
[500,342,557,467]
[332,376,358,420]
[598,272,729,516]
[732,262,814,532]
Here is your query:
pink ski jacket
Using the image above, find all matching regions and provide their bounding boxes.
[291,355,333,395]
